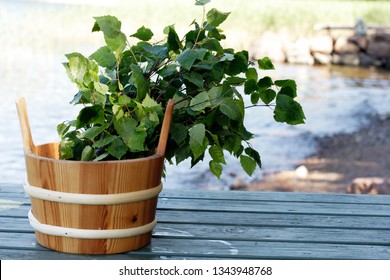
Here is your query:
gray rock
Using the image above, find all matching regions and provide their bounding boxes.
[332,53,360,66]
[309,35,333,54]
[367,41,390,59]
[334,36,360,54]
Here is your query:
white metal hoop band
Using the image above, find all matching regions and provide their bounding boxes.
[28,210,157,239]
[24,180,162,205]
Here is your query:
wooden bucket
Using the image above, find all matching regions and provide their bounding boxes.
[16,97,174,254]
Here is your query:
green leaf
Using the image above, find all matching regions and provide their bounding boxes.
[195,0,210,6]
[251,91,260,104]
[223,135,241,155]
[113,116,137,145]
[174,144,191,165]
[209,145,226,164]
[80,125,106,140]
[245,147,262,168]
[226,51,248,76]
[165,25,182,52]
[93,152,109,161]
[209,160,223,179]
[92,135,118,148]
[170,123,188,145]
[207,27,226,41]
[275,79,297,98]
[142,44,168,59]
[142,94,162,114]
[208,87,223,107]
[59,139,74,159]
[258,56,275,70]
[201,38,223,54]
[93,15,121,37]
[93,16,126,55]
[64,52,99,91]
[240,155,257,176]
[226,76,246,85]
[93,81,109,94]
[274,94,306,125]
[70,91,83,105]
[183,72,204,88]
[128,130,147,152]
[190,136,209,160]
[258,76,274,89]
[206,8,230,28]
[189,123,205,145]
[107,138,128,159]
[246,68,258,80]
[190,91,210,111]
[57,122,71,138]
[131,26,154,41]
[219,98,241,120]
[176,49,199,70]
[259,88,276,105]
[244,79,259,95]
[157,64,178,77]
[75,105,105,129]
[131,64,149,101]
[220,53,234,62]
[89,46,116,68]
[81,146,96,161]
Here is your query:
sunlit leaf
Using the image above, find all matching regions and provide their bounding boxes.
[219,98,241,120]
[81,146,96,161]
[206,8,230,28]
[240,155,256,176]
[209,145,226,164]
[189,123,205,145]
[258,56,275,70]
[90,46,116,68]
[209,160,222,178]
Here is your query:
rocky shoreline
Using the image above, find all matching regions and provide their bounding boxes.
[250,22,390,70]
[238,114,390,194]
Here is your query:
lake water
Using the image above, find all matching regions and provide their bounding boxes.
[1,0,390,190]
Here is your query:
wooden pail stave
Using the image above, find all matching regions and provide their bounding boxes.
[16,98,174,254]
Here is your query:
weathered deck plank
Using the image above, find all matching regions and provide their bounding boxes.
[1,183,390,260]
[1,231,390,260]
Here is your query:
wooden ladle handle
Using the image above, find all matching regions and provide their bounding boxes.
[156,99,175,156]
[15,97,174,157]
[15,97,36,154]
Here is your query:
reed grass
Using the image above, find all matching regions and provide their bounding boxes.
[3,0,390,51]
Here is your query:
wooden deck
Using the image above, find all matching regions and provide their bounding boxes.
[1,183,390,260]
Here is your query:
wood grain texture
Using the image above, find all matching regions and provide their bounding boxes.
[14,97,175,254]
[25,146,163,254]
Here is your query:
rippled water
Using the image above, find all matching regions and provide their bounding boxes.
[1,0,390,190]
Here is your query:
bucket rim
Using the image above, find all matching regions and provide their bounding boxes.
[25,142,164,165]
